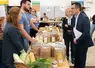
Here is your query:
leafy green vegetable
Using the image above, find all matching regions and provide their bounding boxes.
[29,58,53,68]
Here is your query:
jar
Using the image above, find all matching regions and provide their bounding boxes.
[52,61,58,68]
[54,47,66,67]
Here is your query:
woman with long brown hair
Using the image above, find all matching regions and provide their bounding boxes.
[2,7,25,68]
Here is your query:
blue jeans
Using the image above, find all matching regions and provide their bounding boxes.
[0,63,5,68]
[0,40,3,63]
[8,64,15,68]
[0,63,15,68]
[90,24,95,37]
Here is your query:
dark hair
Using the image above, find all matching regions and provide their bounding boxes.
[92,15,95,21]
[72,2,81,11]
[81,7,86,11]
[43,13,46,15]
[20,0,31,6]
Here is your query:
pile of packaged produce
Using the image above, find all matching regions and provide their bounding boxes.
[13,52,53,68]
[13,52,35,65]
[13,26,66,68]
[31,42,66,67]
[36,26,61,43]
[13,42,66,68]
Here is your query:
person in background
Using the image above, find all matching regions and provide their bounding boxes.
[90,14,95,40]
[42,13,48,20]
[2,7,25,68]
[71,2,93,68]
[19,0,37,51]
[39,13,49,27]
[29,8,40,37]
[62,8,75,64]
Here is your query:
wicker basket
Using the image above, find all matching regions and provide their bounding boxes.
[14,63,30,68]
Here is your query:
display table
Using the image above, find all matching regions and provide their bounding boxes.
[58,57,69,68]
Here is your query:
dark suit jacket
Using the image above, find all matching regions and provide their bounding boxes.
[2,23,25,64]
[62,17,75,40]
[75,13,93,48]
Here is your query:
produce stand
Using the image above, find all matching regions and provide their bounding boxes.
[14,58,69,68]
[13,26,70,68]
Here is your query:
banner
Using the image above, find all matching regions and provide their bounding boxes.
[32,1,40,12]
[0,0,8,4]
[8,0,21,6]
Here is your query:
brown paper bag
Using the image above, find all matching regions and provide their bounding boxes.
[40,46,51,59]
[31,46,41,58]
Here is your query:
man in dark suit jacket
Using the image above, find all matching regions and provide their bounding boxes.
[71,2,94,68]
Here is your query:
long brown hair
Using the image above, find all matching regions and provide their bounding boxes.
[7,7,20,28]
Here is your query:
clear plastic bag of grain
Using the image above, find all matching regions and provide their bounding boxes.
[54,43,66,67]
[47,43,56,58]
[40,44,51,59]
[31,42,42,59]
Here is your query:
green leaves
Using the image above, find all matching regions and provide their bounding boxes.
[29,58,53,68]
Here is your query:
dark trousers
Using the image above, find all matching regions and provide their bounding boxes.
[0,63,5,68]
[29,29,37,45]
[0,40,3,63]
[0,40,5,68]
[7,64,15,68]
[2,64,15,68]
[64,38,75,59]
[74,45,88,68]
[30,29,37,38]
[38,23,49,28]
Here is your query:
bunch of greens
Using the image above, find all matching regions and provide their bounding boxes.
[29,58,53,68]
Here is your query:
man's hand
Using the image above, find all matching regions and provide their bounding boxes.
[38,30,42,33]
[31,38,37,44]
[74,38,77,44]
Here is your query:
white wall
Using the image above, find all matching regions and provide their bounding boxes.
[84,0,95,17]
[40,0,71,6]
[37,0,71,19]
[32,0,71,6]
[8,0,95,17]
[9,0,21,6]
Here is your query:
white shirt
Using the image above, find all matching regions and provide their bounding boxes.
[66,16,72,25]
[74,15,79,28]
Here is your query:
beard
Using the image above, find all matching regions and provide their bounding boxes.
[24,7,29,12]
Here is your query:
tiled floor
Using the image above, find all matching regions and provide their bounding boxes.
[86,31,95,66]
